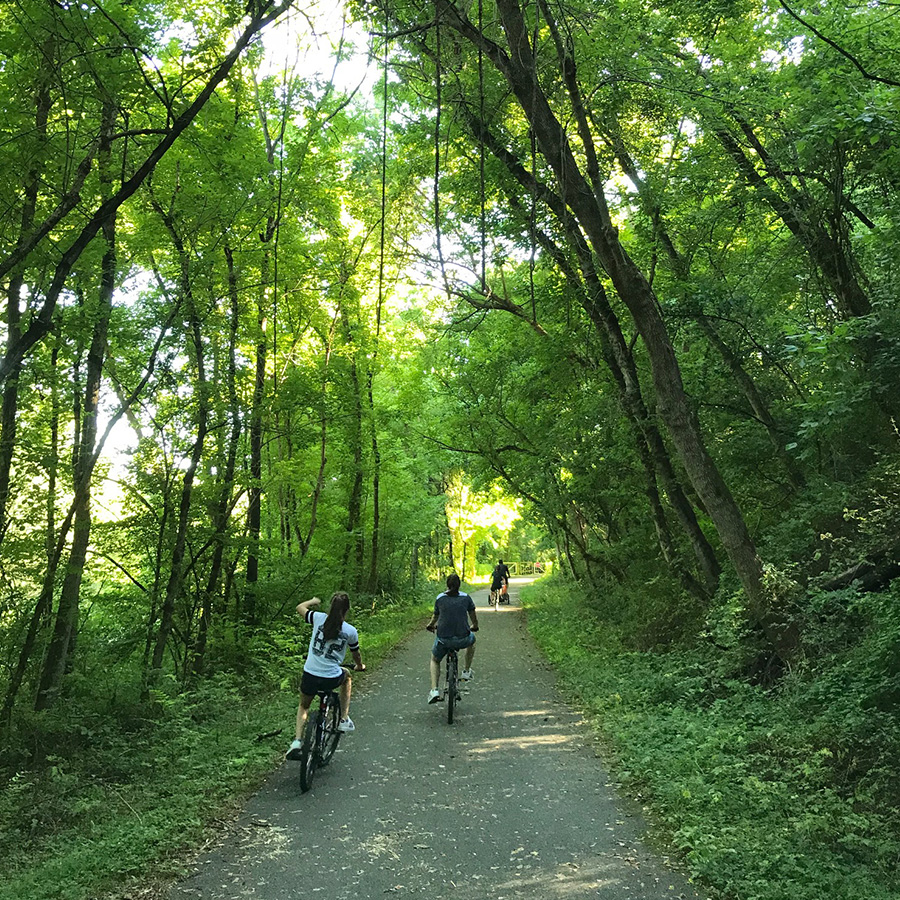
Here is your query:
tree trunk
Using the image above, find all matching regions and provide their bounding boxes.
[139,473,172,703]
[149,209,210,686]
[297,314,339,559]
[35,102,117,711]
[1,339,58,723]
[339,293,366,589]
[365,364,382,593]
[245,237,269,626]
[447,0,793,657]
[0,50,54,542]
[192,244,243,677]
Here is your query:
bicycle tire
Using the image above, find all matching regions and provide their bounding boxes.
[447,652,458,724]
[319,694,342,766]
[298,705,319,792]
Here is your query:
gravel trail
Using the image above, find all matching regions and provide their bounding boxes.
[167,580,700,900]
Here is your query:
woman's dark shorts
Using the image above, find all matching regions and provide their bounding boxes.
[432,632,476,662]
[300,669,347,696]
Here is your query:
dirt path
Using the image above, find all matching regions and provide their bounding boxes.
[167,581,700,900]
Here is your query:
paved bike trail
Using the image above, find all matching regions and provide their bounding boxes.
[166,581,701,900]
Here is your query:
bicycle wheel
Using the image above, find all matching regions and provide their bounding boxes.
[318,694,342,766]
[446,652,458,724]
[298,704,319,793]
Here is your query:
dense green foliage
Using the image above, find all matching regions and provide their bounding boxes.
[524,578,900,900]
[2,0,900,895]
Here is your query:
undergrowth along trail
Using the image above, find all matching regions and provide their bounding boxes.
[523,578,900,900]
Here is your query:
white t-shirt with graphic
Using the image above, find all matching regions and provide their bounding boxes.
[303,610,360,678]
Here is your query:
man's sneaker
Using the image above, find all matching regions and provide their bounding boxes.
[285,739,303,760]
[428,688,441,704]
[461,669,474,681]
[337,717,355,733]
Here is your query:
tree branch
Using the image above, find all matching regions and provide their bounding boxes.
[781,2,900,88]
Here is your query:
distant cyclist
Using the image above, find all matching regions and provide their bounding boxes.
[286,593,364,760]
[426,574,478,703]
[491,559,511,598]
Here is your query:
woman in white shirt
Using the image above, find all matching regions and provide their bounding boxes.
[286,592,365,760]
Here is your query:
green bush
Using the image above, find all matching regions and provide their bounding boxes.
[523,577,900,900]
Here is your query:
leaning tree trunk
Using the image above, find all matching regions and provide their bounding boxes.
[607,131,806,494]
[438,0,793,658]
[458,101,721,596]
[35,103,118,711]
[574,246,722,595]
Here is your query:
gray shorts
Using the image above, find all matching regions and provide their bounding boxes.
[432,633,475,662]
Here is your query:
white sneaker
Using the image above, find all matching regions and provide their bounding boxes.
[461,669,474,681]
[337,717,355,733]
[428,688,441,704]
[285,739,303,760]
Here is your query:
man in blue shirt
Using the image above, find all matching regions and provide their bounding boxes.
[425,574,479,703]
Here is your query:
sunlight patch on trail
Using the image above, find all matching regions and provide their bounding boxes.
[495,859,625,894]
[467,732,575,753]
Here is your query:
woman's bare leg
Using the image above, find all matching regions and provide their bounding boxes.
[295,693,314,739]
[339,673,352,719]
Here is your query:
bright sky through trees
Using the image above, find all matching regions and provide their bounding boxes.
[261,2,377,93]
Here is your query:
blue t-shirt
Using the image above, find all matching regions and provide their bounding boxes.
[304,610,359,678]
[433,591,475,640]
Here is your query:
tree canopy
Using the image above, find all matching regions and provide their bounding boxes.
[2,0,900,893]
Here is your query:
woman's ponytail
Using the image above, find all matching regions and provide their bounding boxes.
[322,591,350,641]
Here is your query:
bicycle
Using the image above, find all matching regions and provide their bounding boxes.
[428,627,476,724]
[491,579,509,609]
[443,646,461,724]
[297,665,361,793]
